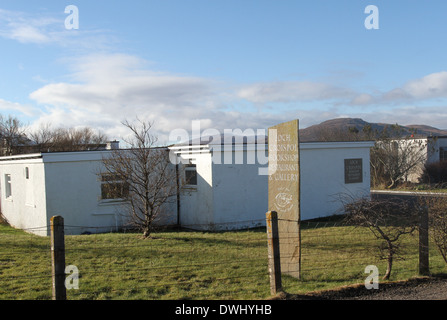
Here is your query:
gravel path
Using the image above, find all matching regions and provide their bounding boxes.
[350,277,447,300]
[284,276,447,300]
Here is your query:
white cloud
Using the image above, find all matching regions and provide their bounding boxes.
[236,71,447,111]
[3,8,447,143]
[349,71,447,106]
[28,53,447,144]
[349,93,374,106]
[0,98,38,117]
[11,25,446,143]
[8,24,51,43]
[29,53,338,144]
[0,9,62,44]
[29,53,276,142]
[400,71,447,100]
[0,8,114,50]
[376,106,447,129]
[237,81,354,104]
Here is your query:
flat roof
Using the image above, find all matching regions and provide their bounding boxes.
[170,139,375,154]
[0,146,172,163]
[0,150,109,163]
[173,133,375,147]
[0,139,374,163]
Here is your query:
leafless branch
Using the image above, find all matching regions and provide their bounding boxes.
[101,118,179,238]
[343,195,419,280]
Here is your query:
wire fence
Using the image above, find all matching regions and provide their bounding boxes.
[0,219,270,300]
[1,213,446,300]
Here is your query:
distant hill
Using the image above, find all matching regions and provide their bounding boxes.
[299,118,447,142]
[405,124,447,136]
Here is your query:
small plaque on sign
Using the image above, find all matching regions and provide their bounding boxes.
[345,158,363,184]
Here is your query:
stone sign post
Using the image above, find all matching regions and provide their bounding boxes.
[268,119,301,279]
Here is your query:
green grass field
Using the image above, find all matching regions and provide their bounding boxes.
[1,221,446,300]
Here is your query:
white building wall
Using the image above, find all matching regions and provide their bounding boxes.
[300,142,371,220]
[211,152,267,229]
[1,141,372,235]
[42,151,178,235]
[174,141,373,229]
[179,152,214,228]
[1,150,179,236]
[0,157,48,236]
[427,137,447,164]
[393,137,447,183]
[43,156,122,235]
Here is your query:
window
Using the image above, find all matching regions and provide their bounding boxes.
[5,174,12,199]
[185,164,197,186]
[25,167,29,179]
[440,147,447,162]
[101,173,129,200]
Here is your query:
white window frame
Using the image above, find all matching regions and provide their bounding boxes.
[100,173,129,202]
[5,174,12,199]
[184,164,197,187]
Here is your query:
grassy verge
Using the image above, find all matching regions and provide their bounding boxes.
[0,225,270,300]
[1,222,446,300]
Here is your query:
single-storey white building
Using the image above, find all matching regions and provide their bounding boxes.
[391,136,447,183]
[425,136,447,164]
[170,136,374,230]
[0,137,374,236]
[0,150,176,236]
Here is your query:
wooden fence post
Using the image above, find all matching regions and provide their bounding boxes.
[419,206,430,276]
[51,216,66,300]
[266,211,282,295]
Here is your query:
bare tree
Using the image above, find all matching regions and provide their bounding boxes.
[343,196,419,280]
[0,115,108,155]
[101,119,179,238]
[0,115,28,156]
[315,122,431,189]
[421,195,447,265]
[28,123,54,148]
[371,125,430,189]
[29,124,108,152]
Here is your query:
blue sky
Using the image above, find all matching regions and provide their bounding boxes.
[1,0,447,142]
